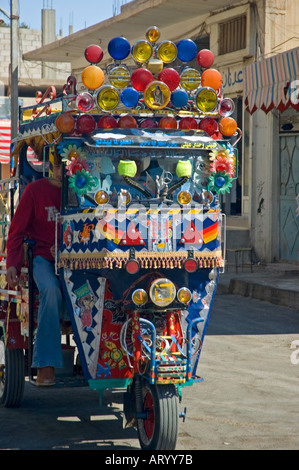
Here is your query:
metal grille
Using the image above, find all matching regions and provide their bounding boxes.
[219,15,247,55]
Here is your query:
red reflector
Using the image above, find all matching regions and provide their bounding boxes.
[184,258,198,273]
[126,259,140,274]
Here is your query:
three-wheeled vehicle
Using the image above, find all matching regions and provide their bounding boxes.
[0,27,240,450]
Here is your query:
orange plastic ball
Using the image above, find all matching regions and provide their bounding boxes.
[118,115,137,129]
[55,112,76,133]
[219,117,238,136]
[159,116,177,129]
[81,65,105,90]
[200,68,222,91]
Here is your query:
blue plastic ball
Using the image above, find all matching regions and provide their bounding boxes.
[108,36,131,61]
[176,39,197,62]
[76,175,87,188]
[170,89,189,108]
[120,87,140,108]
[215,176,226,187]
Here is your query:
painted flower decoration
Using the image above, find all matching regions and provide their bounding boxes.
[208,170,233,194]
[210,156,234,176]
[68,169,97,196]
[66,157,90,176]
[60,143,87,162]
[209,147,233,163]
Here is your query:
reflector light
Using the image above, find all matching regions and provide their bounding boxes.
[76,92,94,112]
[108,65,130,89]
[177,287,192,304]
[156,40,177,63]
[144,80,170,110]
[126,259,140,274]
[145,26,161,43]
[132,289,148,306]
[195,87,217,113]
[184,258,198,273]
[132,40,153,63]
[96,85,120,111]
[180,68,201,92]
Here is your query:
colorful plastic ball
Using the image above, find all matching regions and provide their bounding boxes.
[140,118,158,128]
[180,68,201,91]
[219,97,235,117]
[81,65,104,90]
[76,92,94,112]
[55,112,76,133]
[118,115,137,128]
[156,40,177,63]
[131,40,153,63]
[195,87,218,112]
[198,117,218,136]
[196,49,214,68]
[108,36,130,61]
[201,68,222,91]
[176,38,197,62]
[131,68,154,91]
[219,117,238,136]
[76,114,96,134]
[97,115,118,129]
[159,116,177,129]
[158,68,180,91]
[96,85,120,111]
[145,26,160,43]
[179,117,197,129]
[84,44,103,64]
[120,87,140,108]
[144,80,171,110]
[108,65,130,89]
[170,89,189,108]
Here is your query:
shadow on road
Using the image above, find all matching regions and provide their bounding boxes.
[208,294,299,336]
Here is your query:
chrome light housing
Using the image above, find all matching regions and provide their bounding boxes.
[149,278,176,307]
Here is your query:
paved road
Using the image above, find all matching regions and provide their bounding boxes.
[1,293,299,451]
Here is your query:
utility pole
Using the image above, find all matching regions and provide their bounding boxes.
[10,0,19,142]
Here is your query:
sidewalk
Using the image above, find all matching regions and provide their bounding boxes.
[217,262,299,311]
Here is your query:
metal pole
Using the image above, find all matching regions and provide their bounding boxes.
[10,0,19,142]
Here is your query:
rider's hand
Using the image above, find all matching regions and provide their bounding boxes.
[6,266,19,287]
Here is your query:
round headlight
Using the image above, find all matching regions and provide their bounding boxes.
[149,278,176,307]
[177,287,192,305]
[132,289,148,306]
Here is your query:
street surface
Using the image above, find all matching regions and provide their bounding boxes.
[1,293,299,451]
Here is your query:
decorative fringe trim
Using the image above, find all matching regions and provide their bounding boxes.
[58,250,224,270]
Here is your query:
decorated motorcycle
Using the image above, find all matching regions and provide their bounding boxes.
[0,27,240,450]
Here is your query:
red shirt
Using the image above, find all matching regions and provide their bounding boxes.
[6,178,61,273]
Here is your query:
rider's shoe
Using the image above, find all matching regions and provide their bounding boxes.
[36,366,55,386]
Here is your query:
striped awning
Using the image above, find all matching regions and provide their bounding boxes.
[0,118,39,165]
[244,47,299,114]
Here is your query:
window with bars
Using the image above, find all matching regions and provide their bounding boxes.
[219,15,247,55]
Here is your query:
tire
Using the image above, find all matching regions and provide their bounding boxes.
[0,336,25,408]
[137,381,178,450]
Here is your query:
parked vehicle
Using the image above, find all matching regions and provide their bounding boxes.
[0,27,240,450]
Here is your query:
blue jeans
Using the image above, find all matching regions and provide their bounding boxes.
[31,256,64,369]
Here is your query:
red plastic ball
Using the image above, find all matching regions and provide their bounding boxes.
[97,115,118,129]
[159,116,177,129]
[198,117,218,136]
[196,49,214,68]
[158,68,180,91]
[118,115,137,128]
[76,114,96,134]
[179,117,197,129]
[84,44,104,64]
[131,68,154,91]
[140,118,158,128]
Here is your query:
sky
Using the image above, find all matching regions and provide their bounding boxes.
[1,0,118,34]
